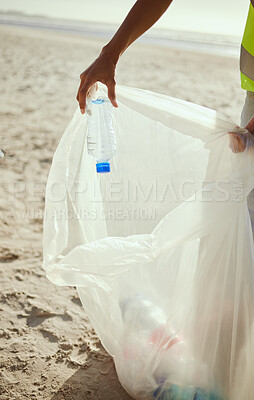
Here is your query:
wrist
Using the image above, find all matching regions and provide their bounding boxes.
[101,43,121,65]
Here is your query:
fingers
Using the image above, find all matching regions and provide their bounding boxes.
[228,132,247,153]
[107,80,118,108]
[78,80,92,114]
[76,78,83,102]
[77,76,100,114]
[229,134,238,153]
[77,73,118,114]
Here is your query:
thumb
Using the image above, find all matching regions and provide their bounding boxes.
[107,81,118,108]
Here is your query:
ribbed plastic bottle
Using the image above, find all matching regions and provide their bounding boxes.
[86,95,116,173]
[120,295,224,400]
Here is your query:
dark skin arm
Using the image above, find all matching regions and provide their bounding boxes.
[77,0,254,154]
[77,0,174,113]
[246,116,254,133]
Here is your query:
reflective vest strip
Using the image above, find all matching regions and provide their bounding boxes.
[240,45,254,81]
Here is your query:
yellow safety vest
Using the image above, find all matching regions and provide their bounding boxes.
[241,0,254,91]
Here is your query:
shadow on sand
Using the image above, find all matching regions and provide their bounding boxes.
[51,352,134,400]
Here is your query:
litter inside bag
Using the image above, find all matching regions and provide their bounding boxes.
[43,83,254,400]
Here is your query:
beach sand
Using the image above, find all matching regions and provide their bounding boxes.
[0,25,246,399]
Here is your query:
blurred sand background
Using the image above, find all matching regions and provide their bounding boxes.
[0,25,246,399]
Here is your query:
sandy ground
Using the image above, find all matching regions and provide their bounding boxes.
[0,25,246,399]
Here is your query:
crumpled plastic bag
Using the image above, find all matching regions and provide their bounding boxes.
[43,83,254,400]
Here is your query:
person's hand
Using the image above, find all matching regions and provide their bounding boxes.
[76,47,119,114]
[228,127,248,153]
[228,116,254,153]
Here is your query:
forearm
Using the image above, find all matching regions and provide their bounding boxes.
[77,0,174,112]
[103,0,174,63]
[246,115,254,134]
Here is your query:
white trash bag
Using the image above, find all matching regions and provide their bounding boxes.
[43,83,254,400]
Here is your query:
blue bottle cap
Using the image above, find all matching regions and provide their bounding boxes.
[92,98,105,105]
[153,384,196,400]
[96,162,110,173]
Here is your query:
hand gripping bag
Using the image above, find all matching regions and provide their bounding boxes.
[42,83,254,400]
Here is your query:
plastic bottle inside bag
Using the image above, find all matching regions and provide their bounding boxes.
[86,95,116,173]
[120,295,209,391]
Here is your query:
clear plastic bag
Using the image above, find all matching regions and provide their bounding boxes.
[43,83,254,400]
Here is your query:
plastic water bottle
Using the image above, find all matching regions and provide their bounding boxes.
[120,295,169,341]
[153,384,224,400]
[120,294,192,354]
[86,95,116,173]
[120,295,212,397]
